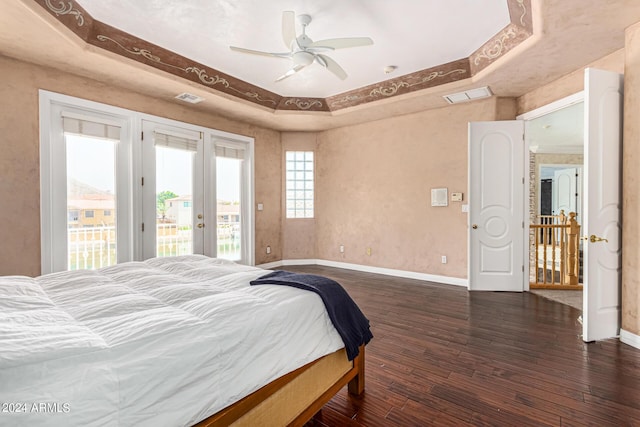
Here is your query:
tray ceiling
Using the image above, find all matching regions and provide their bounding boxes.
[32,0,532,111]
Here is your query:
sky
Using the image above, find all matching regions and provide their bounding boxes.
[65,135,241,202]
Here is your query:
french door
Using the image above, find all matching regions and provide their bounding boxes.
[468,68,622,342]
[141,120,207,259]
[40,92,255,272]
[141,120,254,263]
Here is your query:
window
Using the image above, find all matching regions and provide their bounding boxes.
[286,151,314,218]
[40,91,255,273]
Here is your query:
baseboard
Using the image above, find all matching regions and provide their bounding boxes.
[256,260,285,269]
[620,329,640,350]
[256,259,468,288]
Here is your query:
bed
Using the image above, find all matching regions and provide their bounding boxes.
[0,255,369,426]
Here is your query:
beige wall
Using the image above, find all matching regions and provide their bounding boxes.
[517,49,624,115]
[0,55,281,276]
[623,22,640,337]
[312,98,510,278]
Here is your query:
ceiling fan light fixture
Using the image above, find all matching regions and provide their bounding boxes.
[293,51,315,66]
[231,11,374,82]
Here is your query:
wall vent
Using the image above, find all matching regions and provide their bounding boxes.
[443,86,493,104]
[175,93,204,104]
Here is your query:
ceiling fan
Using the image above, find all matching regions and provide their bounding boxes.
[230,11,373,82]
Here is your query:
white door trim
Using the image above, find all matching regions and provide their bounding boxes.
[517,92,585,121]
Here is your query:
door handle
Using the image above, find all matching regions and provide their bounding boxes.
[590,234,608,243]
[197,214,203,219]
[472,224,478,229]
[197,223,205,229]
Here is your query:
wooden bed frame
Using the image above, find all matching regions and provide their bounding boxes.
[194,345,365,426]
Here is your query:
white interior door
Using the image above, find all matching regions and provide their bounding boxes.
[552,168,578,216]
[469,121,525,291]
[582,68,623,342]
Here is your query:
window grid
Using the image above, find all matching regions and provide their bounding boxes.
[285,151,314,218]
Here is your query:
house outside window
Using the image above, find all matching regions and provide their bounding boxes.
[85,210,94,218]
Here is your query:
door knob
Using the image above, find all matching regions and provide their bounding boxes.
[197,214,203,219]
[590,234,608,243]
[197,223,205,229]
[472,224,478,229]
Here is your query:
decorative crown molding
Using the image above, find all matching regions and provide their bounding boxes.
[33,0,533,112]
[280,98,325,111]
[328,62,469,110]
[44,0,85,26]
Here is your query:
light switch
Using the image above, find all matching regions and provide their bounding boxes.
[257,203,264,211]
[451,192,463,202]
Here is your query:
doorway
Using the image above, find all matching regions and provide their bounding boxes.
[525,101,585,304]
[469,68,623,342]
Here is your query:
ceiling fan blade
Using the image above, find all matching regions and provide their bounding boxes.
[275,64,306,82]
[317,54,347,80]
[309,37,373,50]
[282,11,296,49]
[230,46,290,59]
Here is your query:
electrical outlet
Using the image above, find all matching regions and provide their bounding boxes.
[339,245,345,253]
[366,247,372,256]
[266,246,271,254]
[441,255,447,264]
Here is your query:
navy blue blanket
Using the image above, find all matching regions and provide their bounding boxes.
[250,270,373,361]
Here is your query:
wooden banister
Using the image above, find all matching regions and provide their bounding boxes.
[564,212,580,286]
[530,211,582,289]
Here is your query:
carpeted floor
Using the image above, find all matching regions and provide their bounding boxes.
[530,289,583,311]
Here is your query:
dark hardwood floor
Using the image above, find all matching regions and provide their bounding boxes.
[288,265,640,426]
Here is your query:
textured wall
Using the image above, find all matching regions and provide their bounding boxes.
[623,22,640,336]
[517,49,625,115]
[313,98,506,279]
[0,55,281,276]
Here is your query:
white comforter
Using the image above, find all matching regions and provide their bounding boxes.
[0,255,344,426]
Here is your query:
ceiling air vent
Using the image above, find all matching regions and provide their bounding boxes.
[175,93,204,104]
[443,86,493,104]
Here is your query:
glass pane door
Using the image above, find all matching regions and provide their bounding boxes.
[155,146,194,256]
[142,121,204,259]
[65,134,118,270]
[216,156,242,260]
